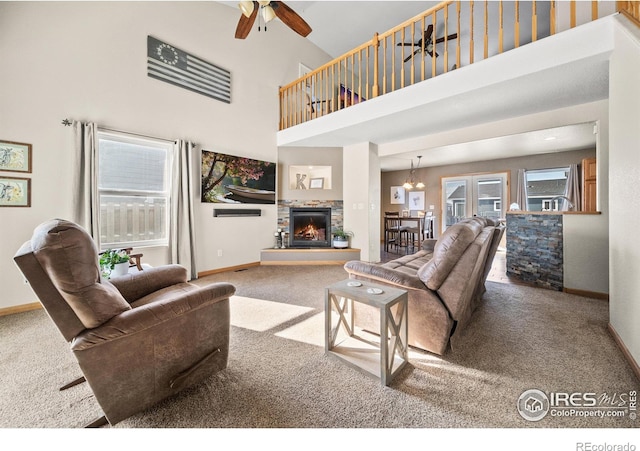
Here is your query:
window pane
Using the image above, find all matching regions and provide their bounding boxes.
[99,139,167,192]
[525,168,568,211]
[99,195,167,246]
[445,180,466,227]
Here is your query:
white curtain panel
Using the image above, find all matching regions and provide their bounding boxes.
[516,168,528,211]
[564,163,581,211]
[72,121,100,244]
[171,140,198,279]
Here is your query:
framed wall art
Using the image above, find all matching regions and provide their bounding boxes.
[408,191,425,211]
[0,176,31,207]
[309,177,324,189]
[201,150,276,204]
[390,186,405,204]
[0,140,32,173]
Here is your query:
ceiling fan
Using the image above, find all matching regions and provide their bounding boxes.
[235,1,312,39]
[397,24,457,62]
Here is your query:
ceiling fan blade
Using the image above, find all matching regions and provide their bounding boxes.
[423,24,434,41]
[271,1,312,37]
[404,48,421,63]
[435,33,458,44]
[235,1,258,39]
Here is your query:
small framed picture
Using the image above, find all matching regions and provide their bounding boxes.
[390,186,405,204]
[0,140,32,173]
[309,177,324,189]
[402,209,410,218]
[408,191,425,211]
[0,176,31,207]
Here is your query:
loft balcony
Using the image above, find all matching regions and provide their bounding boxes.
[277,1,640,150]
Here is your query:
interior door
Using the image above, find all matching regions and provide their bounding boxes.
[441,173,508,231]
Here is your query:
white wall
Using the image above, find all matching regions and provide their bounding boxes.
[343,142,380,262]
[0,1,331,310]
[609,16,640,367]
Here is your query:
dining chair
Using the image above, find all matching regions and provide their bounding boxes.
[384,214,408,252]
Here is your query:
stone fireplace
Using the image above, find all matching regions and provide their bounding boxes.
[289,207,332,248]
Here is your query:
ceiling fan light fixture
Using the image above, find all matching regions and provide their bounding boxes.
[239,1,254,18]
[258,0,271,5]
[262,4,276,23]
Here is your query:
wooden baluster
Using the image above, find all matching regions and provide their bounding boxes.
[432,12,437,77]
[409,22,414,86]
[532,1,538,42]
[391,32,396,92]
[351,53,355,105]
[592,0,598,20]
[381,34,387,96]
[401,27,406,89]
[484,0,489,59]
[469,0,475,65]
[358,49,362,103]
[331,64,336,112]
[570,0,576,28]
[444,3,449,73]
[515,1,520,48]
[420,15,426,81]
[365,46,369,100]
[550,0,556,35]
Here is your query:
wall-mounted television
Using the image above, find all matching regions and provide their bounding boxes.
[201,150,276,204]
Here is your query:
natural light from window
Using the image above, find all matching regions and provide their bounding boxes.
[97,131,172,249]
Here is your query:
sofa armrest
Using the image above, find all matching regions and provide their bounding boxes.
[71,281,235,351]
[109,265,189,303]
[344,261,426,290]
[421,239,437,252]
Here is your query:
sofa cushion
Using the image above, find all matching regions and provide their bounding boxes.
[31,219,131,329]
[417,221,482,290]
[382,250,433,276]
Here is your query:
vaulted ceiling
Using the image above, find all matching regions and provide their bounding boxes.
[220,1,609,171]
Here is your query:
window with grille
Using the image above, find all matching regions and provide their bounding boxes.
[97,131,172,249]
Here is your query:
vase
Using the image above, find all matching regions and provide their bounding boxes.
[333,237,349,249]
[111,262,129,278]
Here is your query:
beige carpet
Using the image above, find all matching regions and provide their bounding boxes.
[0,265,638,430]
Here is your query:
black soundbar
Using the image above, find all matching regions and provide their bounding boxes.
[213,209,262,217]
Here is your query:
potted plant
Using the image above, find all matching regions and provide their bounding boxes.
[332,228,354,249]
[99,249,130,278]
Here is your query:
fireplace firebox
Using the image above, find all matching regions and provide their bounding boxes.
[289,207,332,248]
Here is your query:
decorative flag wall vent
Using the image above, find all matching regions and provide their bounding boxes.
[147,36,231,103]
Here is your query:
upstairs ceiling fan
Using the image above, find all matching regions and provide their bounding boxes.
[397,24,457,62]
[235,1,312,39]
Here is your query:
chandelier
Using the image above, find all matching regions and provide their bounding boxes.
[402,156,425,190]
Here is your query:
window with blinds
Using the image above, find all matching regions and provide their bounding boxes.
[97,131,172,249]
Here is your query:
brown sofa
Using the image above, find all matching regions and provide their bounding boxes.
[14,219,235,426]
[344,217,505,355]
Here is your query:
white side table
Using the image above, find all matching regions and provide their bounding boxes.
[325,279,408,386]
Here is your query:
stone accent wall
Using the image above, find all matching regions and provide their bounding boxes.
[277,200,344,234]
[506,213,563,291]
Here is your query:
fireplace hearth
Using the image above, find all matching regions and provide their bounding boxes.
[289,207,331,248]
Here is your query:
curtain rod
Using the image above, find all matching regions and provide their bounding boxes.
[61,118,177,144]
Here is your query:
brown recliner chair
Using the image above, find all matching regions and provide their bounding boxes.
[13,219,235,427]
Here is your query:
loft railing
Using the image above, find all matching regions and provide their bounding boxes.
[280,0,637,130]
[619,0,640,25]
